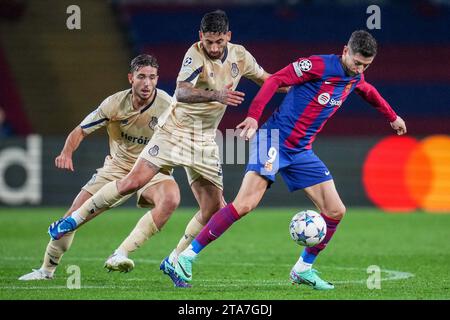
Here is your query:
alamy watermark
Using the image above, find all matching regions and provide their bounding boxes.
[366,265,381,289]
[366,5,381,30]
[66,5,81,30]
[66,264,81,289]
[146,123,281,177]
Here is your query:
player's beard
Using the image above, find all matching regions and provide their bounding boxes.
[134,87,155,105]
[346,69,358,77]
[340,57,358,77]
[208,52,222,59]
[203,47,223,60]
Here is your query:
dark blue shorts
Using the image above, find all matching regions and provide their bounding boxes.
[245,128,333,192]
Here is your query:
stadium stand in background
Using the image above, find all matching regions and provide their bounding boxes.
[114,0,450,135]
[0,0,31,135]
[1,0,449,136]
[0,0,449,210]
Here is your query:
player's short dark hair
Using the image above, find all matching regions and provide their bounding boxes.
[348,30,377,57]
[200,10,229,34]
[130,54,159,73]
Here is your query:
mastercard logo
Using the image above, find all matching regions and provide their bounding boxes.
[362,135,450,213]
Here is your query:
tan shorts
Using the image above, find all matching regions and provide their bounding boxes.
[82,156,174,208]
[139,128,223,190]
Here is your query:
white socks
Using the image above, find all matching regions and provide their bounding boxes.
[114,248,128,258]
[183,245,197,258]
[293,256,312,273]
[71,210,86,225]
[168,249,177,264]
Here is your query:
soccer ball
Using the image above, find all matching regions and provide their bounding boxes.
[289,210,327,247]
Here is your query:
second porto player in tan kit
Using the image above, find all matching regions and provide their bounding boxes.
[19,54,181,281]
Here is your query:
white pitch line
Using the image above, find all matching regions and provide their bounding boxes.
[1,256,414,289]
[0,285,131,290]
[1,271,413,290]
[1,256,162,264]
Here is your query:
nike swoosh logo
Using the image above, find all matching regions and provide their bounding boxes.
[325,171,330,176]
[301,278,316,286]
[177,262,191,279]
[325,81,332,84]
[209,230,218,238]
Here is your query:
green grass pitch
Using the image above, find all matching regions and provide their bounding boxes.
[0,207,449,300]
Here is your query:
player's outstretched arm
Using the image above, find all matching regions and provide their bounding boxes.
[55,126,87,171]
[236,117,258,141]
[175,81,245,106]
[252,71,290,93]
[354,77,407,134]
[390,116,407,135]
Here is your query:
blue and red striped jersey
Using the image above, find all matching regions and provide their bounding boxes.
[247,54,397,152]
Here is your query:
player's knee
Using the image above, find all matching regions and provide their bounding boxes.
[117,178,141,194]
[158,193,180,213]
[325,204,346,220]
[338,204,347,218]
[234,201,256,216]
[199,201,223,221]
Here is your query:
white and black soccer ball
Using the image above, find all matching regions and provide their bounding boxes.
[289,210,327,247]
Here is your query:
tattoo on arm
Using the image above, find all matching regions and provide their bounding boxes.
[176,82,220,103]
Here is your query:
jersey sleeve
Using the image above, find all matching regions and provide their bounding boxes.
[79,96,114,134]
[242,49,265,82]
[354,74,397,122]
[247,56,325,121]
[155,90,176,127]
[176,45,204,86]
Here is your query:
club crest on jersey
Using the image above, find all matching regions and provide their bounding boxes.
[344,82,353,93]
[183,57,192,66]
[231,63,239,78]
[264,161,273,172]
[148,145,159,157]
[318,92,331,105]
[149,116,158,130]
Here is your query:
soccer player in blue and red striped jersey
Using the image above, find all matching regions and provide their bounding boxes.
[174,30,407,290]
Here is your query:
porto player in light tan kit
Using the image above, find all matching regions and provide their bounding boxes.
[19,54,181,280]
[46,10,283,287]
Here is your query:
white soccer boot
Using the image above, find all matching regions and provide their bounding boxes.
[18,269,54,281]
[104,252,135,273]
